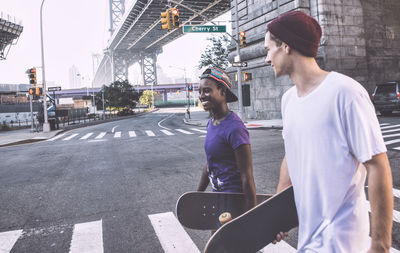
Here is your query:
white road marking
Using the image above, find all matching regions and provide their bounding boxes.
[175,129,194,135]
[47,133,66,141]
[383,133,400,139]
[381,128,400,134]
[160,130,174,136]
[199,135,206,138]
[380,123,390,126]
[261,240,296,252]
[111,125,119,133]
[381,124,400,130]
[158,114,174,130]
[145,130,155,136]
[393,188,400,198]
[0,229,22,253]
[384,139,400,145]
[63,133,79,141]
[80,133,93,140]
[190,128,207,133]
[114,131,121,138]
[148,212,200,253]
[95,132,107,139]
[69,220,103,253]
[128,131,136,137]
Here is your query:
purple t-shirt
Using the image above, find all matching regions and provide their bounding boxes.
[204,112,250,192]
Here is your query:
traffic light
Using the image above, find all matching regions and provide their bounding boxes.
[160,9,171,30]
[171,8,180,28]
[29,87,42,96]
[28,67,37,85]
[239,31,246,48]
[243,72,252,81]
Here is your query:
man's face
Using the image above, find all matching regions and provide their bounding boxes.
[264,32,289,77]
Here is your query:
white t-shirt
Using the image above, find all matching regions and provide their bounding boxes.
[281,72,387,252]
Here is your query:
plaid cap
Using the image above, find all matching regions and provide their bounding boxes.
[200,67,238,103]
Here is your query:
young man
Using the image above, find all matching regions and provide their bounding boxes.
[265,11,393,252]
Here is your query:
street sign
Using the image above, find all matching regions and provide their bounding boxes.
[183,25,226,33]
[232,61,248,68]
[48,86,61,92]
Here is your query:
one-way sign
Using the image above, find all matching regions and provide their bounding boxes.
[48,86,61,91]
[232,62,248,67]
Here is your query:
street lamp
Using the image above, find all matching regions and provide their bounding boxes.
[168,66,190,118]
[40,0,50,132]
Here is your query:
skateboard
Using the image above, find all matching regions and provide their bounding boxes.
[176,191,271,230]
[204,186,298,253]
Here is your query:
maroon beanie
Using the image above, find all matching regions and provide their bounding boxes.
[267,11,322,57]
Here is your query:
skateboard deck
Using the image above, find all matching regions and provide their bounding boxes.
[176,191,271,230]
[204,186,298,253]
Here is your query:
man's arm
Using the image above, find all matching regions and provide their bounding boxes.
[234,144,257,211]
[365,152,393,253]
[276,155,292,193]
[197,164,209,191]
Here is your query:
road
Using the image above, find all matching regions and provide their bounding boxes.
[0,108,399,252]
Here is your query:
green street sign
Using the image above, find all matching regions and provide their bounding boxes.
[183,25,226,33]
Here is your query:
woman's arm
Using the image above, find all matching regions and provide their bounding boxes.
[197,164,210,191]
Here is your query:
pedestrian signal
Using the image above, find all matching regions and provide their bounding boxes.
[161,10,171,30]
[239,31,246,48]
[28,67,37,85]
[171,8,180,28]
[243,72,252,81]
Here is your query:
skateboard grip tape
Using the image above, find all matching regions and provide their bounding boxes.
[219,212,232,225]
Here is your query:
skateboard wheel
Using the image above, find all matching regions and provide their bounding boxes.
[219,212,232,224]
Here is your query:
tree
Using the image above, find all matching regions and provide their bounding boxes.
[139,90,157,108]
[198,34,230,70]
[95,80,139,110]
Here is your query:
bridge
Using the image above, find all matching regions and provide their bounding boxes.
[0,12,23,60]
[93,0,230,87]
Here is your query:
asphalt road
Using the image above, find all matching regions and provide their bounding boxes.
[0,108,399,252]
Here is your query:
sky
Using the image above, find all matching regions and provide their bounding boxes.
[0,0,231,89]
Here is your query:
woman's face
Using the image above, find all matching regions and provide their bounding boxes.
[199,78,226,111]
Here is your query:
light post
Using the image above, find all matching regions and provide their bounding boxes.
[40,0,50,132]
[169,66,190,118]
[234,0,243,119]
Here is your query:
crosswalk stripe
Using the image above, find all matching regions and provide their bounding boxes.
[381,124,400,130]
[63,133,79,141]
[80,133,93,140]
[0,229,22,253]
[128,131,136,137]
[366,200,400,223]
[114,131,121,138]
[95,132,106,139]
[380,123,390,126]
[47,133,66,141]
[146,130,155,136]
[382,128,400,134]
[175,129,194,135]
[190,128,207,133]
[383,133,400,139]
[160,130,174,136]
[393,188,400,198]
[262,240,296,252]
[384,139,400,145]
[69,220,103,253]
[148,212,200,253]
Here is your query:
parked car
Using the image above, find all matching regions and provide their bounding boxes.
[372,81,400,116]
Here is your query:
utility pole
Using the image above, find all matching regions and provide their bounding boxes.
[40,0,50,132]
[234,0,243,119]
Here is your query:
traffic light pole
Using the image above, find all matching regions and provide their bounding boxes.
[234,0,243,119]
[40,0,50,132]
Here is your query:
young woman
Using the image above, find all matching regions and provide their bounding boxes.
[197,67,256,211]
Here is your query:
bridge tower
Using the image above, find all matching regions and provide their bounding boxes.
[139,54,158,85]
[109,0,125,35]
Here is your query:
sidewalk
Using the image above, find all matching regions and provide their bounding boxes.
[184,107,283,129]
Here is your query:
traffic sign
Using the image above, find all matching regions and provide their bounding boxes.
[48,86,61,92]
[232,62,248,67]
[183,25,226,33]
